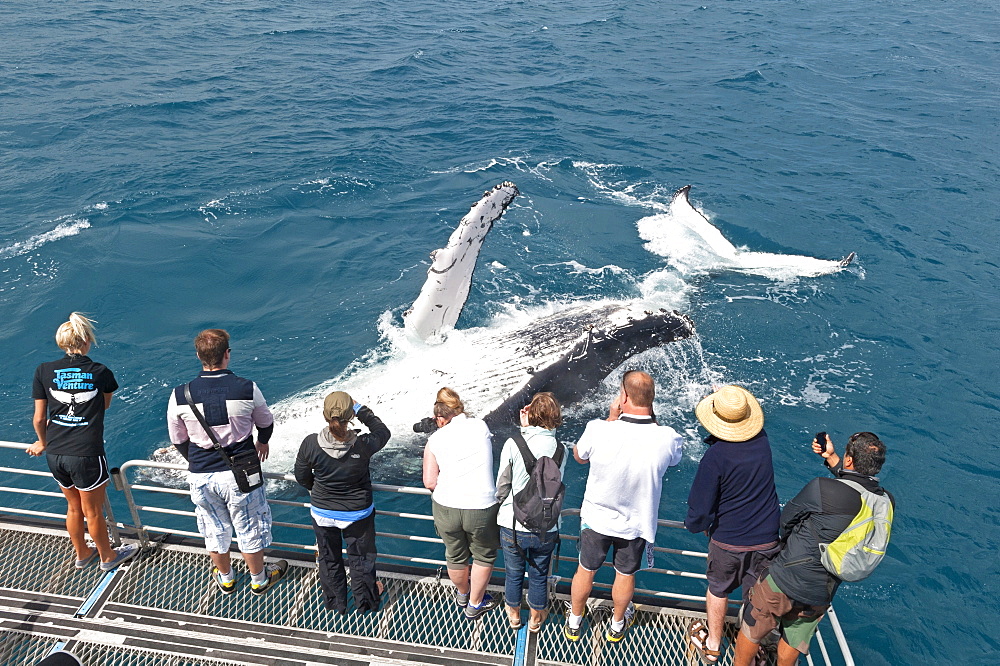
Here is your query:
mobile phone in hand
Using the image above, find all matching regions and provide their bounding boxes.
[814,432,827,454]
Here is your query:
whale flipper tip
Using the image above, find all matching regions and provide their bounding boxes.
[839,251,856,267]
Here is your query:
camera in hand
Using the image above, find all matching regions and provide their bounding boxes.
[413,416,438,434]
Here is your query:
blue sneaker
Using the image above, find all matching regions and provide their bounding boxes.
[99,544,139,571]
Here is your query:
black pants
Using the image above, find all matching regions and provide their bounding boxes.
[312,513,379,613]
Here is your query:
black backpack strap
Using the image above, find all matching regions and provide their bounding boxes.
[552,438,565,467]
[511,429,537,475]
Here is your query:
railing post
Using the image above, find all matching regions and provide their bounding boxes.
[102,492,122,547]
[111,466,148,548]
[825,605,856,666]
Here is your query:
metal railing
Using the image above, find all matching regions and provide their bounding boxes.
[0,441,121,546]
[0,439,855,665]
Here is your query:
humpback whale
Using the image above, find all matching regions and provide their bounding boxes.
[400,182,694,428]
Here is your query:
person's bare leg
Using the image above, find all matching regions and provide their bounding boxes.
[446,564,471,596]
[209,550,235,574]
[570,566,596,616]
[611,572,635,623]
[469,562,493,606]
[240,549,263,576]
[733,630,761,666]
[77,485,114,561]
[60,486,92,560]
[705,590,728,654]
[776,638,802,666]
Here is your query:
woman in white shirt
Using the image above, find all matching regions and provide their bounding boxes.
[422,387,500,620]
[495,392,564,632]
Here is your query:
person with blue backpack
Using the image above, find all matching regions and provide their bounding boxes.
[733,432,895,666]
[494,392,566,633]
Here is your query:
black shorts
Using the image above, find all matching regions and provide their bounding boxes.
[578,528,646,576]
[706,541,782,598]
[47,454,110,491]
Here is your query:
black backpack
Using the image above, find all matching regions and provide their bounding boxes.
[510,430,566,533]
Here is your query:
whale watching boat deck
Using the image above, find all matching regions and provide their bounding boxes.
[0,441,856,666]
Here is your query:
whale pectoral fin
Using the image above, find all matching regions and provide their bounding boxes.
[839,252,856,267]
[404,182,519,342]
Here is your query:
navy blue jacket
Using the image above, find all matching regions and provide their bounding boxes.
[684,430,780,547]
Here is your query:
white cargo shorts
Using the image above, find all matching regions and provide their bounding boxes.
[189,471,272,554]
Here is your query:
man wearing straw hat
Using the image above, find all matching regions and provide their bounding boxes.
[684,385,780,665]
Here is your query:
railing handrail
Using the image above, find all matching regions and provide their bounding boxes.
[0,441,854,665]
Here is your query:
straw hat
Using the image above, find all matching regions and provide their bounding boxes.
[695,385,764,442]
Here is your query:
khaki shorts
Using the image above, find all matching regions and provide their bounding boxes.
[740,574,828,655]
[432,500,500,568]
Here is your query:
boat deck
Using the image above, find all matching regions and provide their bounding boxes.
[0,442,854,666]
[1,520,733,666]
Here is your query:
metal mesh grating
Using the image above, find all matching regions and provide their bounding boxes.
[109,546,516,659]
[535,599,773,666]
[0,630,58,666]
[293,570,516,657]
[0,528,104,599]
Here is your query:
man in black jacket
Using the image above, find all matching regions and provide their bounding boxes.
[733,432,894,666]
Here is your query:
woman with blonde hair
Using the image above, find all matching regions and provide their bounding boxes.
[495,392,565,632]
[422,387,500,620]
[27,313,137,570]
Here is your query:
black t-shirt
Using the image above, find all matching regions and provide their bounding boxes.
[32,354,119,457]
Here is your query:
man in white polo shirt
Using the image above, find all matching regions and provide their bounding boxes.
[565,370,684,643]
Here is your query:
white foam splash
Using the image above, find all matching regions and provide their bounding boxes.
[266,293,699,473]
[0,217,91,260]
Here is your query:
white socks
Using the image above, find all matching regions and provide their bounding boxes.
[251,568,267,585]
[568,612,584,629]
[610,617,625,632]
[218,568,235,584]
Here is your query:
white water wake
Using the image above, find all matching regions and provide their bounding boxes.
[0,217,91,261]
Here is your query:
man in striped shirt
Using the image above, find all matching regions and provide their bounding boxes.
[167,328,287,595]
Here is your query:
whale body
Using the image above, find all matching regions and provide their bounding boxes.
[399,182,695,427]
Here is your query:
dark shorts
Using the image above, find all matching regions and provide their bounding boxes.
[706,541,782,598]
[47,454,110,492]
[578,528,646,576]
[432,500,500,568]
[740,574,828,655]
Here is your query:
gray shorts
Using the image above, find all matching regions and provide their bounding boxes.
[432,500,500,569]
[706,540,782,597]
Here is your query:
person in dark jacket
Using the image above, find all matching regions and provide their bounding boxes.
[294,391,390,613]
[685,385,780,665]
[733,432,894,666]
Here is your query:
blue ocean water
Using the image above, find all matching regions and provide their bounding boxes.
[1,0,998,662]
